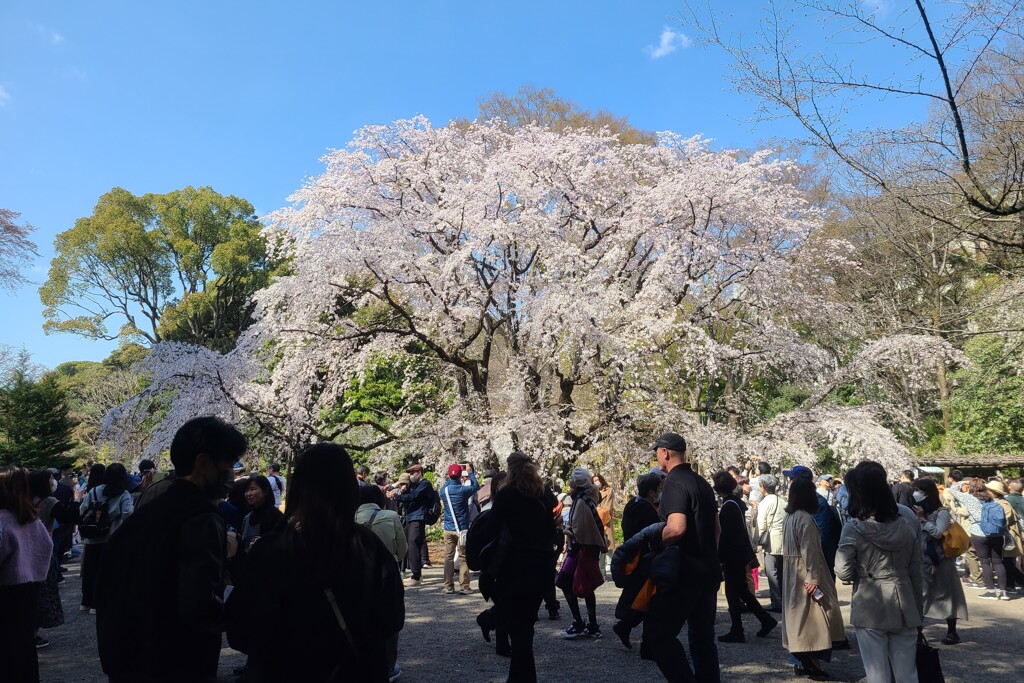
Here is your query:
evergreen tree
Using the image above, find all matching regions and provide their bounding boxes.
[0,369,78,468]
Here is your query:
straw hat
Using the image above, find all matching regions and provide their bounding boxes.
[985,480,1006,497]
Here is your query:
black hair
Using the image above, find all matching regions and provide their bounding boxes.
[373,472,389,487]
[359,481,386,507]
[846,461,899,523]
[949,469,963,482]
[785,479,819,515]
[104,463,130,499]
[637,474,662,499]
[28,469,53,500]
[228,476,251,516]
[726,466,741,477]
[355,464,371,477]
[269,463,281,473]
[284,443,360,586]
[902,469,915,481]
[912,478,942,515]
[247,475,276,510]
[86,463,106,490]
[712,470,738,497]
[169,416,247,476]
[138,459,156,473]
[757,461,771,475]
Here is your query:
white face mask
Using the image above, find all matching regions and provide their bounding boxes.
[913,491,927,503]
[50,479,58,493]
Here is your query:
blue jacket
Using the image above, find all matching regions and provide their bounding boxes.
[814,492,841,568]
[394,479,434,522]
[441,473,479,532]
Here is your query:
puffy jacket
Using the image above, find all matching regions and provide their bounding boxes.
[441,473,479,532]
[611,522,664,620]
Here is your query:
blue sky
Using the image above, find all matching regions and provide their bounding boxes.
[1,0,925,370]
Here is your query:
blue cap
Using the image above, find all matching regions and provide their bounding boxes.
[782,465,813,480]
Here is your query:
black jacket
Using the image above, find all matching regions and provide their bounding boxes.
[717,496,756,568]
[487,488,557,600]
[225,524,404,683]
[96,480,227,683]
[621,496,661,543]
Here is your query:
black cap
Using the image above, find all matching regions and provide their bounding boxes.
[651,432,687,453]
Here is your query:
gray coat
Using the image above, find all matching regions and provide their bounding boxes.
[835,516,924,631]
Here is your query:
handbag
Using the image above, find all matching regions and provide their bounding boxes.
[555,551,578,591]
[916,633,945,683]
[573,546,605,596]
[941,521,970,559]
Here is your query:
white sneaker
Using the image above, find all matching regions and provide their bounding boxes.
[998,590,1012,601]
[403,578,421,587]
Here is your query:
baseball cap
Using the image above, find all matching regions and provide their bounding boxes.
[817,474,834,482]
[783,465,814,480]
[651,432,687,453]
[447,463,463,478]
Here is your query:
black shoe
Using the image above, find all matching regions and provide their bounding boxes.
[35,636,50,649]
[718,630,745,643]
[831,639,851,651]
[548,609,559,621]
[584,624,602,639]
[794,665,832,680]
[766,606,783,613]
[941,632,960,645]
[476,612,492,643]
[757,616,779,638]
[612,620,632,649]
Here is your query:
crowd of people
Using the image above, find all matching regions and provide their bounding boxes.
[2,420,1023,683]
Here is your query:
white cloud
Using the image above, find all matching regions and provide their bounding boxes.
[644,27,692,59]
[31,23,64,45]
[0,86,10,107]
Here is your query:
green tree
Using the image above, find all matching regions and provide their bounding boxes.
[949,335,1024,454]
[41,186,276,351]
[0,367,78,468]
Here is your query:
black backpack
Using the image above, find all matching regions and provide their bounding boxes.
[79,490,111,540]
[423,486,442,526]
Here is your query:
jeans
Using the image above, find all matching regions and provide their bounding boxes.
[855,626,918,683]
[971,534,1006,590]
[443,530,470,590]
[642,586,720,683]
[764,553,784,610]
[405,521,425,580]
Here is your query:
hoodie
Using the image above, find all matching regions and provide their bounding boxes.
[835,515,924,631]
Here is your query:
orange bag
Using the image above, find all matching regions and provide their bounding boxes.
[630,578,657,613]
[942,521,971,559]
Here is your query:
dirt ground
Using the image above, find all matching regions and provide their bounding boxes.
[39,554,1022,683]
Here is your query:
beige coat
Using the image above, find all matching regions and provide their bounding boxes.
[781,510,846,654]
[835,516,923,631]
[997,498,1023,559]
[756,493,786,556]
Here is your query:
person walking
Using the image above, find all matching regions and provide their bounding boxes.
[594,472,616,572]
[78,463,133,614]
[558,467,607,640]
[611,471,664,648]
[911,477,968,645]
[987,480,1024,592]
[950,478,1009,599]
[485,452,558,682]
[27,469,64,650]
[440,462,479,595]
[781,478,845,680]
[754,474,785,613]
[226,443,405,682]
[836,462,923,683]
[0,467,54,683]
[713,470,777,644]
[642,432,722,683]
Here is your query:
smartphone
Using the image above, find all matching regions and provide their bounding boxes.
[812,588,825,603]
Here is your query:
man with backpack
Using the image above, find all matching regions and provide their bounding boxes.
[95,416,247,683]
[267,463,285,507]
[388,463,439,587]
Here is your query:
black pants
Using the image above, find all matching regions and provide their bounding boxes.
[405,521,425,580]
[1003,556,1024,589]
[81,542,108,609]
[971,535,1006,590]
[0,583,40,683]
[494,594,543,682]
[642,586,720,683]
[723,564,772,633]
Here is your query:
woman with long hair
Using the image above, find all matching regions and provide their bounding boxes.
[713,470,777,643]
[27,470,64,648]
[835,461,923,683]
[485,452,558,682]
[78,463,133,613]
[781,478,845,680]
[0,467,53,682]
[912,477,967,645]
[226,443,404,682]
[949,478,1008,599]
[239,475,283,557]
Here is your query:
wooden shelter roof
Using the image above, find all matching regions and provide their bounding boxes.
[917,453,1024,468]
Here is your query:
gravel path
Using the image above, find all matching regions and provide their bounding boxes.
[39,557,1021,682]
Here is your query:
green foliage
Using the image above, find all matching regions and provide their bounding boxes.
[761,383,812,421]
[0,366,77,469]
[949,335,1024,454]
[41,186,276,351]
